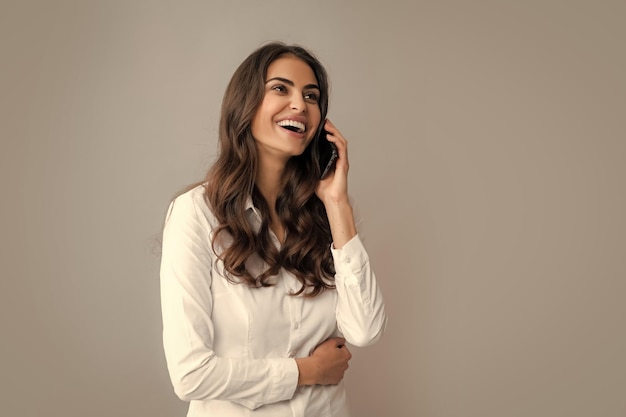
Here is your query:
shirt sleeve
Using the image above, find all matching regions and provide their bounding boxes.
[159,192,299,410]
[331,234,387,347]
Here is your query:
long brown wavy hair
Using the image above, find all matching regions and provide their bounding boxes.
[203,42,334,296]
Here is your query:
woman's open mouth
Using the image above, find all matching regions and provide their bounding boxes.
[277,120,306,134]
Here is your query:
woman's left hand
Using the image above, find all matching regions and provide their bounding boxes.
[316,119,350,205]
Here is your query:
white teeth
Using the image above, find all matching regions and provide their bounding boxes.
[277,120,306,133]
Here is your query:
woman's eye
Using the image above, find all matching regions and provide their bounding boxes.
[304,92,319,103]
[271,84,287,93]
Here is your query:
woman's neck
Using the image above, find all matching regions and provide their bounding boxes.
[255,156,287,242]
[255,157,286,208]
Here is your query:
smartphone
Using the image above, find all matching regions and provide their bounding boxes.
[318,130,338,179]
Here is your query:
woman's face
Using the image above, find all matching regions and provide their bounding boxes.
[251,55,322,164]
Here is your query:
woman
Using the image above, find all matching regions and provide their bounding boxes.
[160,42,386,416]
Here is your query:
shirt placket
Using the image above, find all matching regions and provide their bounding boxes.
[284,275,304,359]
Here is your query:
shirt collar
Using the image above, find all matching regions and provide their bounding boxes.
[245,196,261,219]
[245,196,254,211]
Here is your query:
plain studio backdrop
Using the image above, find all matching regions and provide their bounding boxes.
[1,1,624,416]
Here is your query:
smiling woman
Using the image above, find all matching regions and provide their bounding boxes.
[159,42,387,417]
[251,56,323,243]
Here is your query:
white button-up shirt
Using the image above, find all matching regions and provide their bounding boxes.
[160,185,387,416]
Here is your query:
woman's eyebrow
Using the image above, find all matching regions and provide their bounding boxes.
[265,77,319,90]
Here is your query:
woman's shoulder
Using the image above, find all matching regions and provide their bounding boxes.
[167,183,217,225]
[173,182,206,203]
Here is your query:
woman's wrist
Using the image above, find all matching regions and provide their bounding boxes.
[295,357,319,386]
[324,200,357,249]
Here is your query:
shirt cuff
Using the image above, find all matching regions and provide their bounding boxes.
[331,234,369,277]
[269,358,299,403]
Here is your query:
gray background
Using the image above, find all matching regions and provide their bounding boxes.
[2,1,625,416]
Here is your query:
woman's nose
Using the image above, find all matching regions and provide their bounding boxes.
[290,94,306,112]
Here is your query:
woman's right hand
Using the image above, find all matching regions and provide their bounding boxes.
[296,337,352,386]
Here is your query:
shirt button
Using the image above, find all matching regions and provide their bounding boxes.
[345,256,351,263]
[293,321,300,329]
